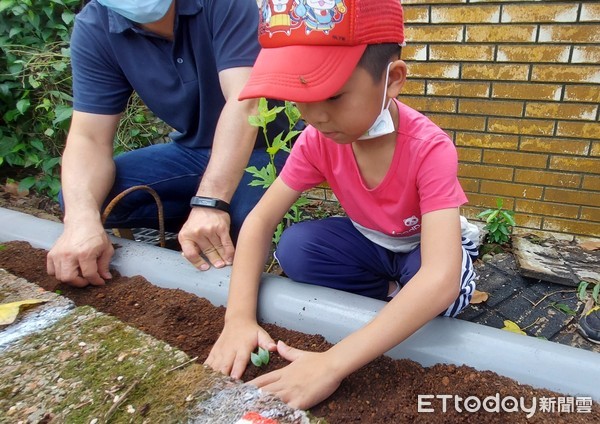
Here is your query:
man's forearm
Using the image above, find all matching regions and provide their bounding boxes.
[61,136,116,225]
[196,96,259,202]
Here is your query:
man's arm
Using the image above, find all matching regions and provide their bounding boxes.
[205,178,301,378]
[47,111,120,287]
[250,208,464,409]
[178,66,259,270]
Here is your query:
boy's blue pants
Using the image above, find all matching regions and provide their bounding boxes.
[275,217,478,317]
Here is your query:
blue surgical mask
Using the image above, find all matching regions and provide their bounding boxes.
[98,0,172,24]
[358,63,396,140]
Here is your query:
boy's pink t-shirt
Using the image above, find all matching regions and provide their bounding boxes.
[279,100,468,239]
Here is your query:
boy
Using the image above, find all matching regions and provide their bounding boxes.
[206,0,479,409]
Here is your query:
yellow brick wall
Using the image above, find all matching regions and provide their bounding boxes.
[399,0,600,238]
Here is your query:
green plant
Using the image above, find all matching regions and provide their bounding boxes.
[477,198,516,245]
[1,0,170,200]
[246,99,310,244]
[250,346,270,367]
[578,280,600,306]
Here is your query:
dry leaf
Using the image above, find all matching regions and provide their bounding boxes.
[4,181,29,198]
[470,290,489,304]
[0,299,48,325]
[579,241,600,252]
[501,320,526,335]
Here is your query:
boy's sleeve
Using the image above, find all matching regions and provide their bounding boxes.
[207,0,262,72]
[416,136,468,215]
[279,129,326,192]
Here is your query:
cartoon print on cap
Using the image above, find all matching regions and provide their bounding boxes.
[258,0,348,38]
[295,0,347,35]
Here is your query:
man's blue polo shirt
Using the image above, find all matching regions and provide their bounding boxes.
[70,0,268,149]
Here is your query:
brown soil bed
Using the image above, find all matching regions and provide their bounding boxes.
[0,240,598,423]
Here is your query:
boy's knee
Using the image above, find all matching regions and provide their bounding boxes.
[275,223,313,279]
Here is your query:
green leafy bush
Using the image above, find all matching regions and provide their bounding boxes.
[0,0,80,198]
[1,0,169,200]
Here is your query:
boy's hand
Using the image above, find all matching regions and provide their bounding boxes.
[248,340,344,410]
[205,319,276,379]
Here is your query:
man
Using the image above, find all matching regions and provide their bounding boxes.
[47,0,287,287]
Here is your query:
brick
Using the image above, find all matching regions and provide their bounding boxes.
[403,44,427,61]
[483,150,548,168]
[431,5,500,24]
[514,169,581,189]
[403,6,429,23]
[487,117,555,136]
[480,181,543,200]
[581,207,600,223]
[458,163,514,181]
[462,64,530,81]
[550,156,600,175]
[428,81,490,98]
[458,177,480,192]
[464,192,516,211]
[572,46,600,64]
[428,113,486,131]
[519,136,590,156]
[564,84,600,102]
[402,0,462,4]
[557,121,600,139]
[497,45,570,63]
[407,62,460,79]
[515,199,579,219]
[402,79,426,95]
[458,100,523,117]
[525,102,598,121]
[592,142,600,157]
[539,25,600,43]
[457,147,482,163]
[544,187,600,207]
[580,3,600,22]
[429,45,495,62]
[466,25,537,43]
[583,175,600,191]
[492,83,562,101]
[406,25,463,43]
[532,65,600,84]
[456,132,519,150]
[400,96,456,113]
[515,213,543,231]
[543,218,600,238]
[501,4,578,23]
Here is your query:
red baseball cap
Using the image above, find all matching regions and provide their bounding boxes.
[239,0,405,103]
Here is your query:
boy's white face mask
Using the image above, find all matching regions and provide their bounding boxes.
[358,63,395,140]
[98,0,172,24]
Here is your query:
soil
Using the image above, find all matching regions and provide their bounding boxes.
[0,240,598,424]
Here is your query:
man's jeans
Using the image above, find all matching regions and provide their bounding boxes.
[60,142,286,241]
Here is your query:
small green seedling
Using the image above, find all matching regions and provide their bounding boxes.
[477,198,516,245]
[578,280,600,306]
[250,347,270,367]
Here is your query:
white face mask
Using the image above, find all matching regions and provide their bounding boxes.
[358,63,396,140]
[98,0,172,24]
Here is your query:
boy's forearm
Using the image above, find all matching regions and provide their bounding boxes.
[325,271,459,380]
[224,213,277,323]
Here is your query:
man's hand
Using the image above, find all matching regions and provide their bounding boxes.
[249,341,344,410]
[205,318,276,379]
[178,207,235,270]
[47,220,114,287]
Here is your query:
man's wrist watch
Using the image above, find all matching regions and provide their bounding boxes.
[189,196,230,214]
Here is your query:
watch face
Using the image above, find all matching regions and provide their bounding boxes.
[192,198,217,207]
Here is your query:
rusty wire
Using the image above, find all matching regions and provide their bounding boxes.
[100,185,166,248]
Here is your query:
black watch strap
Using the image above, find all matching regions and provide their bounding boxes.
[189,196,230,214]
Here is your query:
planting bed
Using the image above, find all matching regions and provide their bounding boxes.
[1,240,598,423]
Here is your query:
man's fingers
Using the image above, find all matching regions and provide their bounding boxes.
[180,240,210,271]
